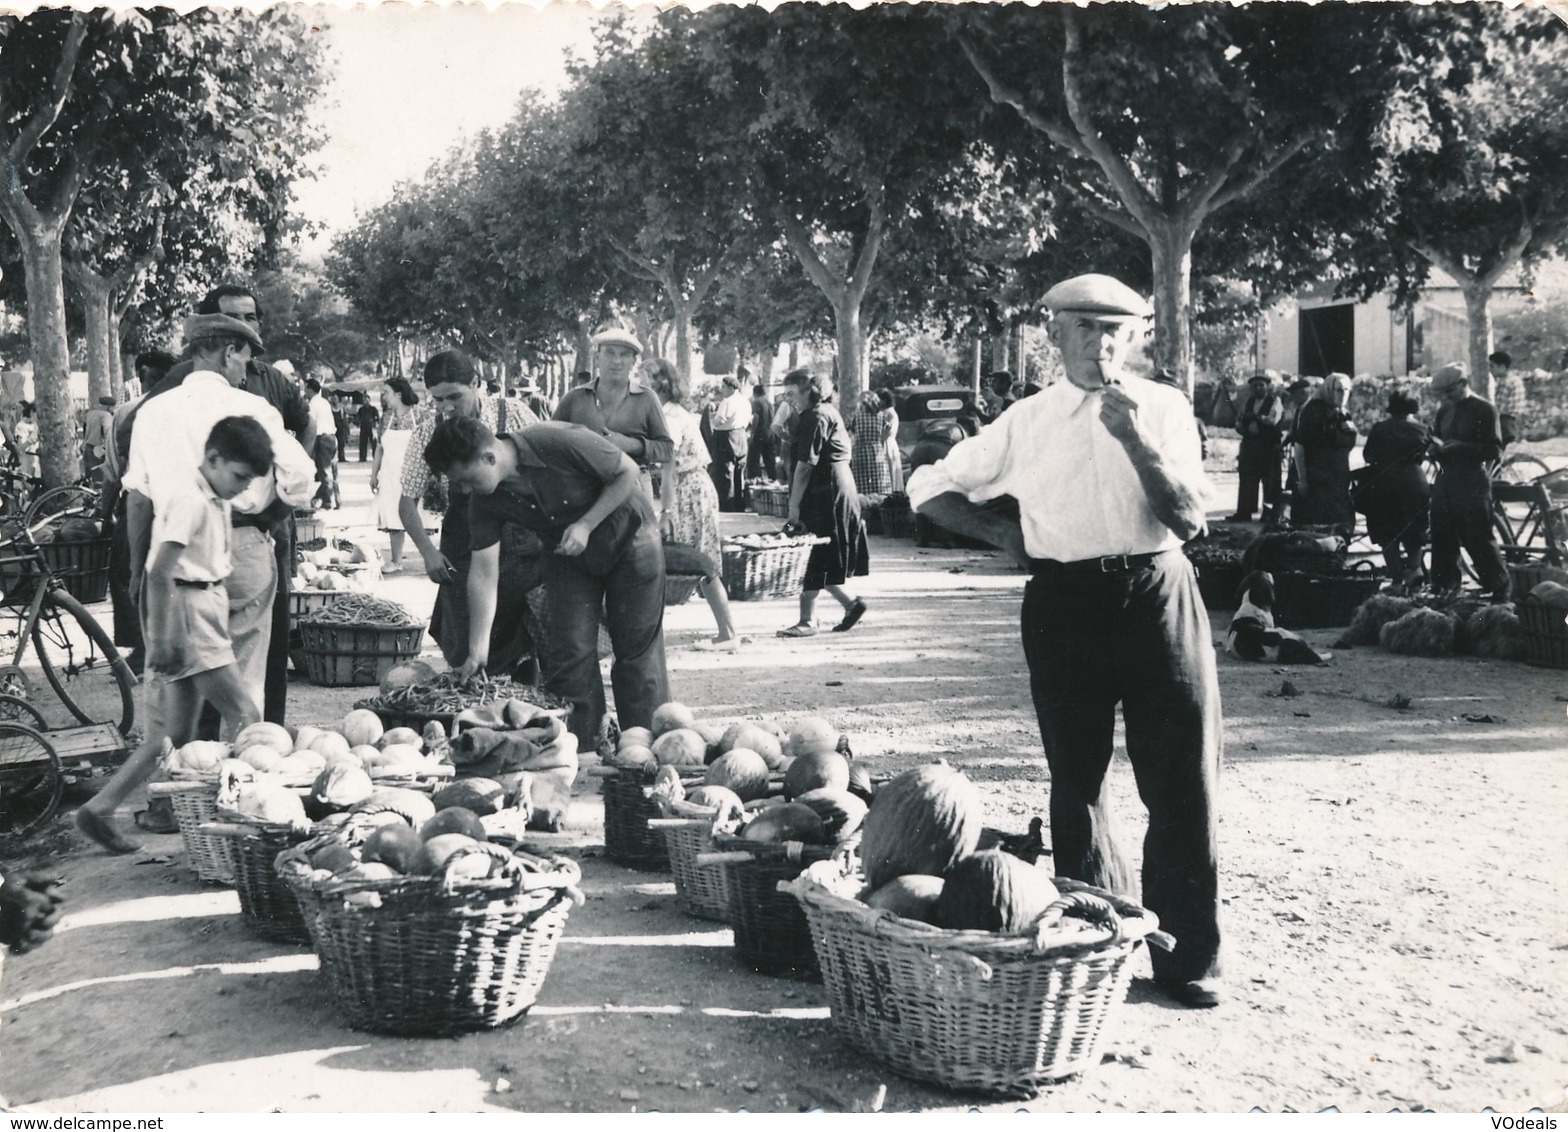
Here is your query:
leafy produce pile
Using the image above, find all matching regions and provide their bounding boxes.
[299,593,421,627]
[357,661,571,719]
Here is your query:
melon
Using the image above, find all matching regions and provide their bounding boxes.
[172,740,229,774]
[786,716,840,759]
[310,763,374,810]
[292,726,326,753]
[341,709,385,748]
[346,745,378,765]
[380,727,423,751]
[274,753,324,781]
[378,659,440,696]
[234,722,294,756]
[353,786,437,828]
[783,749,850,800]
[682,785,745,821]
[740,802,825,845]
[864,874,945,923]
[860,762,985,891]
[310,842,358,875]
[794,787,868,842]
[651,701,696,738]
[419,807,488,843]
[433,778,507,815]
[410,832,483,876]
[616,726,653,751]
[934,851,1061,933]
[721,722,785,769]
[232,781,307,827]
[371,743,424,770]
[705,749,771,802]
[692,719,727,760]
[361,823,423,873]
[616,744,656,771]
[237,745,284,773]
[651,728,707,768]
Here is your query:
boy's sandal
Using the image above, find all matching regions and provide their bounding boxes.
[776,624,817,638]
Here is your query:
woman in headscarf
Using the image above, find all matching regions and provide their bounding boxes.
[777,368,869,638]
[1291,371,1358,534]
[645,359,745,652]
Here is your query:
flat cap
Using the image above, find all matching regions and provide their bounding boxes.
[1430,362,1468,390]
[591,327,643,355]
[183,312,263,353]
[1288,378,1312,392]
[1043,274,1153,319]
[1248,373,1272,386]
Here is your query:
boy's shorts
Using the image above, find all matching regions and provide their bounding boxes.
[150,583,236,683]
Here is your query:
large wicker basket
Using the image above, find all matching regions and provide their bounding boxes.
[297,619,426,687]
[147,777,232,884]
[39,537,113,604]
[280,845,584,1036]
[1518,601,1568,668]
[289,590,345,631]
[602,765,701,870]
[878,498,913,539]
[201,819,313,943]
[721,535,829,602]
[698,836,842,978]
[664,572,704,608]
[649,807,732,922]
[1273,564,1381,630]
[782,863,1165,1098]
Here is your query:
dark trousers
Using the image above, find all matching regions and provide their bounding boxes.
[1235,440,1282,519]
[1430,484,1509,594]
[358,427,374,462]
[313,437,339,507]
[746,433,774,481]
[107,495,143,658]
[1020,551,1223,984]
[543,527,668,751]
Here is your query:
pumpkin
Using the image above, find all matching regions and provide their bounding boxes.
[292,726,326,753]
[379,727,423,751]
[341,709,385,748]
[171,740,229,774]
[783,750,850,800]
[310,843,358,874]
[234,722,294,756]
[419,806,488,842]
[933,851,1061,933]
[740,801,825,845]
[310,763,374,810]
[232,781,308,828]
[433,778,507,815]
[651,728,707,768]
[309,730,353,760]
[705,749,771,802]
[864,874,945,923]
[352,786,436,828]
[236,745,284,773]
[720,722,785,769]
[616,726,653,751]
[794,787,868,843]
[344,746,378,766]
[786,716,840,758]
[860,762,985,891]
[361,822,423,873]
[410,832,484,876]
[370,743,424,770]
[651,701,696,738]
[682,785,745,823]
[616,744,656,771]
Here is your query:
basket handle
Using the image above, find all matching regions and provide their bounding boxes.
[195,821,258,839]
[1031,890,1125,949]
[694,850,754,867]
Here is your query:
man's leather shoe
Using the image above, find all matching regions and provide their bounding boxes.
[1158,978,1224,1008]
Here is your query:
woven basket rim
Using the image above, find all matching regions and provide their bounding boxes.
[279,842,581,899]
[782,864,1161,957]
[298,617,428,631]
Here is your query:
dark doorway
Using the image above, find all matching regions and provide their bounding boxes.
[1299,304,1354,376]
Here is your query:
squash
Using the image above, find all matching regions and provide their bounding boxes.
[864,874,945,923]
[740,801,825,845]
[292,726,326,753]
[419,806,488,842]
[615,744,656,772]
[651,701,696,738]
[361,823,423,873]
[859,762,985,891]
[352,786,437,828]
[232,781,308,828]
[794,787,868,843]
[651,728,707,768]
[310,763,374,810]
[704,749,771,802]
[341,709,385,748]
[720,722,785,769]
[786,716,840,758]
[692,719,727,762]
[310,842,358,875]
[171,740,230,774]
[379,727,423,751]
[234,722,293,756]
[682,785,745,823]
[616,726,653,751]
[308,731,353,762]
[783,749,849,800]
[236,745,284,773]
[933,851,1061,933]
[410,832,484,877]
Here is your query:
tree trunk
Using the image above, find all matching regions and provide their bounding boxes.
[971,335,983,395]
[669,296,695,392]
[1149,224,1196,395]
[70,265,116,406]
[572,318,593,381]
[18,224,81,486]
[832,298,867,407]
[788,341,800,370]
[1459,281,1496,403]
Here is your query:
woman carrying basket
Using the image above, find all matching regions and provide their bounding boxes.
[777,368,869,638]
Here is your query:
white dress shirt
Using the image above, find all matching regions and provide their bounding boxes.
[150,468,232,583]
[709,386,750,432]
[906,375,1209,561]
[124,371,317,517]
[307,392,337,442]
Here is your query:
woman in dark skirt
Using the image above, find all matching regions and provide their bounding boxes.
[1361,389,1432,593]
[777,368,869,638]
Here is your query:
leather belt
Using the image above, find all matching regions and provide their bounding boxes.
[1030,550,1167,576]
[231,513,273,530]
[174,578,219,589]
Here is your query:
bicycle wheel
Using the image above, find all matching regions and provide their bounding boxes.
[30,588,136,734]
[0,722,63,845]
[24,484,98,528]
[0,664,32,701]
[1495,454,1551,485]
[0,693,48,729]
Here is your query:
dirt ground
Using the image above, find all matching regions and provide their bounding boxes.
[1,453,1565,1114]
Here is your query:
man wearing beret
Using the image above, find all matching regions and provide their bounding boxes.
[909,273,1224,1007]
[1229,373,1284,523]
[1428,362,1511,603]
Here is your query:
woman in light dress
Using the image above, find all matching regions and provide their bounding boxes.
[368,376,422,572]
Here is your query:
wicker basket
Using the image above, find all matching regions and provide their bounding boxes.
[201,819,313,943]
[721,535,828,602]
[782,864,1164,1097]
[1190,558,1246,612]
[699,836,841,977]
[38,537,112,604]
[293,512,325,544]
[664,572,704,607]
[1518,601,1568,668]
[602,765,700,869]
[1273,564,1381,630]
[879,499,913,539]
[147,777,232,884]
[280,845,584,1036]
[297,619,426,687]
[1508,562,1567,598]
[649,809,732,922]
[289,589,345,631]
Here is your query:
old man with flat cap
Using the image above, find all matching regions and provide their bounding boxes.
[909,272,1225,1007]
[1428,361,1511,603]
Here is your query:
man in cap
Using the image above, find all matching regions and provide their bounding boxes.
[1428,362,1510,603]
[909,273,1224,1007]
[1229,373,1284,523]
[708,370,752,511]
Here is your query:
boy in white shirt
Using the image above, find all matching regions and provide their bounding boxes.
[77,416,276,854]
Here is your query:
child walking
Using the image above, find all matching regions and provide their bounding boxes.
[76,416,276,854]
